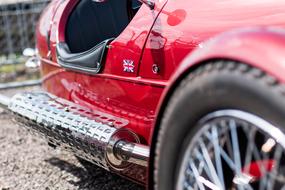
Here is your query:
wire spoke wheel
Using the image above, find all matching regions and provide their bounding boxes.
[176,110,285,190]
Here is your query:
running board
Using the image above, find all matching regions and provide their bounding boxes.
[0,92,149,178]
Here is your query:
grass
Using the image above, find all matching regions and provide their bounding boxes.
[0,59,40,83]
[0,63,26,73]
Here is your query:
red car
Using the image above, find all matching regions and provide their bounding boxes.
[1,0,285,189]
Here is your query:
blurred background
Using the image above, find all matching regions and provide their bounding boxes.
[0,0,49,84]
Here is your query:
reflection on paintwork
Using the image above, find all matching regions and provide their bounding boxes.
[38,0,285,168]
[139,0,285,80]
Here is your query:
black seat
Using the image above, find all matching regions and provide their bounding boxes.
[65,0,130,53]
[56,39,113,74]
[56,0,130,74]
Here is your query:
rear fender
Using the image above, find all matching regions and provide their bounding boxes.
[148,27,285,187]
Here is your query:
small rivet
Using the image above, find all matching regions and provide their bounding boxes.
[152,64,160,74]
[64,107,70,112]
[108,122,114,127]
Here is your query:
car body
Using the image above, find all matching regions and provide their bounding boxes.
[38,0,285,143]
[2,0,285,189]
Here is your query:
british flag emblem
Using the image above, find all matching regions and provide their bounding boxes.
[123,60,135,73]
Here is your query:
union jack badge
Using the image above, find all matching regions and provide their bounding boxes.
[123,60,135,73]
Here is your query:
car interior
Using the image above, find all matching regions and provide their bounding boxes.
[56,0,142,73]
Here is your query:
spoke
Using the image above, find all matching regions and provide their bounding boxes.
[266,145,283,190]
[193,181,198,190]
[198,160,205,174]
[184,182,194,190]
[225,130,234,164]
[241,128,268,190]
[245,131,269,187]
[181,164,195,190]
[199,140,224,189]
[243,128,257,174]
[229,120,246,190]
[259,139,272,190]
[211,126,225,188]
[197,176,220,190]
[242,128,275,190]
[177,111,285,190]
[193,148,215,181]
[220,147,237,170]
[205,129,239,171]
[230,120,242,172]
[190,161,206,190]
[244,127,268,169]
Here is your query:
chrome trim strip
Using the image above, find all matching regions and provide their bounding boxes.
[114,141,149,167]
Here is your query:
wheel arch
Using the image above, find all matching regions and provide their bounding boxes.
[148,26,285,188]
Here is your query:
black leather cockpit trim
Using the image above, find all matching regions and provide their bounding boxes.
[56,38,113,74]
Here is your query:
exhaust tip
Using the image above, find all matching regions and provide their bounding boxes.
[106,129,141,170]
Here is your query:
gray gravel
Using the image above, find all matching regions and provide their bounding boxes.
[0,87,145,190]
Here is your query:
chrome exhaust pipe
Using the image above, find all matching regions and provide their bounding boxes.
[0,92,149,173]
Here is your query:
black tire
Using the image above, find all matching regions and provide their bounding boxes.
[154,61,285,190]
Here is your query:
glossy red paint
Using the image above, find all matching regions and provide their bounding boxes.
[173,27,285,83]
[153,28,285,144]
[36,0,62,60]
[36,0,285,183]
[38,0,169,144]
[140,0,285,80]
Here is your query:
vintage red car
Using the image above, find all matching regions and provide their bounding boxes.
[1,0,285,189]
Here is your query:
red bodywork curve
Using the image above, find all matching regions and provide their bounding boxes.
[153,27,285,130]
[38,0,169,144]
[147,27,285,188]
[36,0,285,183]
[156,27,285,123]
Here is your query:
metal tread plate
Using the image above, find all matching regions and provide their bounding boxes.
[9,92,120,169]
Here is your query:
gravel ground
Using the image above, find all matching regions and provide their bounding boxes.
[0,86,145,190]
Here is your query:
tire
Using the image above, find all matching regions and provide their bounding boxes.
[154,61,285,190]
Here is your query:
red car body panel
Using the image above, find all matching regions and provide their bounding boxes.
[172,28,285,84]
[151,27,285,158]
[36,0,285,180]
